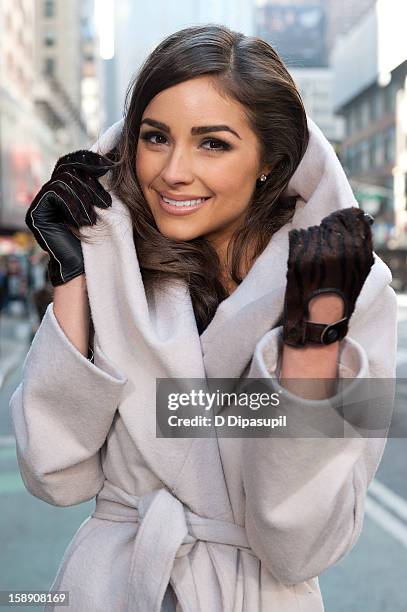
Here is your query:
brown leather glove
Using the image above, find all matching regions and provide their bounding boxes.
[283,207,375,347]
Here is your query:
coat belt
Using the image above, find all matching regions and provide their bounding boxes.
[91,480,254,612]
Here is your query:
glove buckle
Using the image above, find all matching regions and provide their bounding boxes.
[304,317,349,345]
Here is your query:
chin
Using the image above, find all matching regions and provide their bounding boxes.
[157,225,202,242]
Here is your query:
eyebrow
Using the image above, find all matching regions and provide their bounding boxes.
[140,117,242,140]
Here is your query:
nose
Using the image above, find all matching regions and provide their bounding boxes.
[160,147,194,186]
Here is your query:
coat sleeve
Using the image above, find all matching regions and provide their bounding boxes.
[242,283,397,586]
[10,302,128,507]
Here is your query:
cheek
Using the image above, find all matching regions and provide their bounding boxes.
[209,160,253,193]
[214,171,256,214]
[135,147,143,180]
[135,147,157,184]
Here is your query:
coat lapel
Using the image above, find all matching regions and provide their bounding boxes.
[81,195,209,494]
[201,224,289,379]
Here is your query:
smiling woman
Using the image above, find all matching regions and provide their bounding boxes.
[12,21,397,612]
[136,76,271,246]
[100,26,308,332]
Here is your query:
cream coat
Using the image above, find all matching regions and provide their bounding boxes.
[10,117,397,612]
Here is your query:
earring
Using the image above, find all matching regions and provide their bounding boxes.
[259,174,267,182]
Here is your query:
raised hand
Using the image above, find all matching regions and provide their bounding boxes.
[283,207,375,347]
[25,150,113,286]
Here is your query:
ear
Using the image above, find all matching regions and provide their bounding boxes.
[260,164,272,177]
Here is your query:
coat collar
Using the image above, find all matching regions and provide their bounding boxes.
[82,116,392,508]
[88,114,392,380]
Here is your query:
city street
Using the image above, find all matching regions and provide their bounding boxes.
[0,299,406,610]
[0,1,406,610]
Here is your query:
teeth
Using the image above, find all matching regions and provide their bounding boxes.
[162,196,207,207]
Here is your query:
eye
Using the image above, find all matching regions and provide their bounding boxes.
[201,138,231,152]
[140,130,168,145]
[139,131,232,152]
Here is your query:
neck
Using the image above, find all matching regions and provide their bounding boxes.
[207,227,257,297]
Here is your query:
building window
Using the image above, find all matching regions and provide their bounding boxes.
[384,125,396,163]
[360,140,369,171]
[354,104,362,131]
[345,113,352,137]
[350,142,362,175]
[369,136,376,167]
[349,108,357,135]
[44,32,55,46]
[368,93,378,123]
[375,89,384,120]
[361,99,370,130]
[345,145,355,173]
[374,132,385,167]
[384,80,400,114]
[44,57,55,76]
[44,0,55,18]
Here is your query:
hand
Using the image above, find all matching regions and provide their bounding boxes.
[25,150,112,286]
[283,207,375,347]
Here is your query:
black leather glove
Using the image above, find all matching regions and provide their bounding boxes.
[25,150,112,287]
[283,207,375,347]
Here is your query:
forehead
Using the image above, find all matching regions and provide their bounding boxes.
[142,76,250,130]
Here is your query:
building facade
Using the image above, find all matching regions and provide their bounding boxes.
[289,67,345,145]
[256,1,345,143]
[256,0,376,59]
[0,0,101,234]
[0,0,46,232]
[80,0,102,141]
[106,0,255,126]
[34,0,89,149]
[332,0,407,247]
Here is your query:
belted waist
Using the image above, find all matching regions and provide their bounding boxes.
[91,480,254,612]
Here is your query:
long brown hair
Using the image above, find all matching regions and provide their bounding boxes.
[98,24,309,334]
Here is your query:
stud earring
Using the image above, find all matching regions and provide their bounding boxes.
[259,174,267,182]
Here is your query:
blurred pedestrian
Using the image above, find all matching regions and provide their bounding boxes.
[4,255,30,317]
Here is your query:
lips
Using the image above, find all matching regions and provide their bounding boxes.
[159,192,211,202]
[156,192,212,216]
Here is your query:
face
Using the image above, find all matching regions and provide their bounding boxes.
[135,76,269,257]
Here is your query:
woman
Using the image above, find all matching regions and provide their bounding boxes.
[10,24,396,612]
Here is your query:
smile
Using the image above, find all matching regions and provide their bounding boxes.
[156,192,212,216]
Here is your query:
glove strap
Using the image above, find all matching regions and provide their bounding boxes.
[303,317,349,345]
[303,287,348,345]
